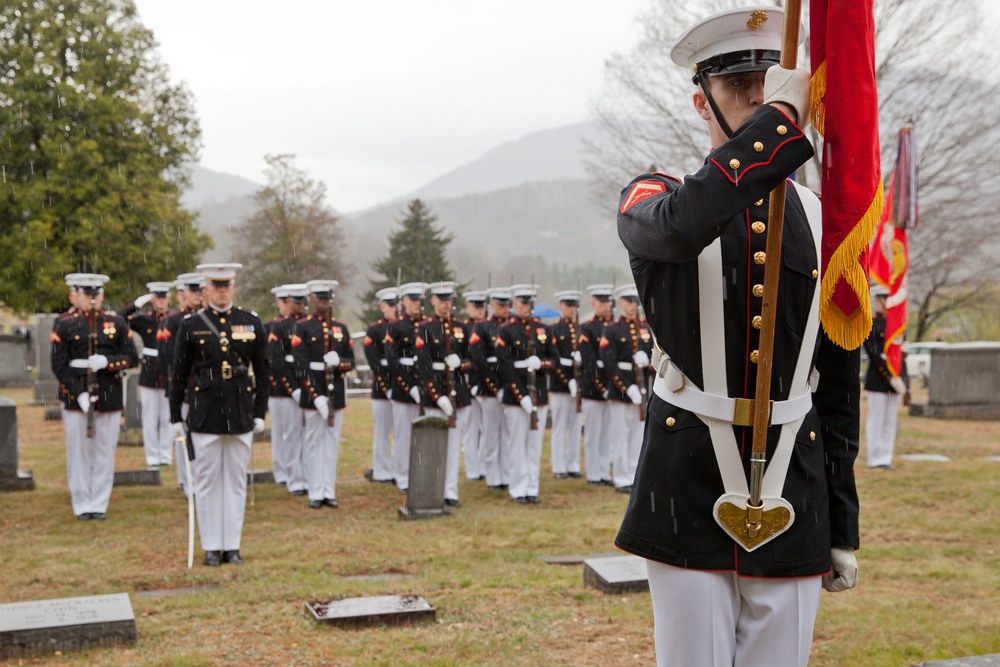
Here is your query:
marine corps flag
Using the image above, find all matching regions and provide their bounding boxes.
[810,0,883,350]
[870,126,918,376]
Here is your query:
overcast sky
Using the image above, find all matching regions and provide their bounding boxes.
[133,0,648,212]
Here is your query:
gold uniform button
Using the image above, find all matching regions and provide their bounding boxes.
[754,251,766,265]
[753,141,764,152]
[219,318,226,323]
[752,315,762,329]
[665,417,676,427]
[751,221,766,234]
[753,284,764,298]
[777,125,788,135]
[811,269,819,279]
[750,350,760,364]
[754,199,764,207]
[729,158,741,169]
[809,431,817,441]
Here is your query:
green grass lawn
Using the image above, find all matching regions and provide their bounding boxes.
[2,388,999,666]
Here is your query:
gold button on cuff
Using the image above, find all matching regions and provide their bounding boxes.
[752,315,762,329]
[665,417,676,427]
[219,318,226,323]
[751,221,766,234]
[729,158,741,169]
[754,199,764,207]
[811,269,819,279]
[753,141,764,152]
[809,431,817,441]
[750,350,760,363]
[754,251,766,265]
[777,125,788,135]
[753,284,765,298]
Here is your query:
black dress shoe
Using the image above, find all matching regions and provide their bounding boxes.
[513,496,528,504]
[203,551,221,567]
[444,498,461,508]
[290,489,307,496]
[222,550,243,565]
[398,487,408,495]
[587,480,604,486]
[91,512,106,520]
[322,498,339,508]
[308,500,323,509]
[76,513,92,521]
[553,473,568,480]
[526,496,540,504]
[615,485,633,494]
[601,479,614,487]
[488,485,504,491]
[567,472,582,478]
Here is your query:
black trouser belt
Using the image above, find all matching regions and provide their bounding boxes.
[199,363,248,381]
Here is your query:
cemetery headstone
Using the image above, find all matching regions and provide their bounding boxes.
[30,314,61,420]
[305,594,435,628]
[583,555,649,594]
[398,416,450,520]
[922,343,1000,420]
[0,593,136,659]
[914,655,1000,667]
[0,397,34,492]
[112,467,161,486]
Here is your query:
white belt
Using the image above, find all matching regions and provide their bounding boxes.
[309,361,326,371]
[379,359,388,366]
[596,360,605,368]
[397,357,416,366]
[142,348,159,358]
[486,356,498,363]
[559,357,573,366]
[432,362,446,371]
[285,354,294,363]
[617,361,632,371]
[70,359,89,369]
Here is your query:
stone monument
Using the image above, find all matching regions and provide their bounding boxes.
[305,594,435,628]
[917,343,1000,420]
[0,397,34,492]
[0,593,136,659]
[398,416,450,520]
[583,554,649,594]
[31,313,61,420]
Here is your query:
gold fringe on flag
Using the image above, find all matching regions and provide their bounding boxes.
[810,60,827,136]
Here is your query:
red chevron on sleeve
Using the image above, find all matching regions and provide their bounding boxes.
[620,180,666,213]
[363,335,373,346]
[267,332,278,343]
[599,337,610,348]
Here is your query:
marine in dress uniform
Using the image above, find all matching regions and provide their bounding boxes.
[293,280,354,509]
[613,8,860,665]
[598,284,652,493]
[548,290,583,479]
[159,272,205,492]
[863,285,907,469]
[578,284,615,486]
[363,287,400,484]
[468,287,512,490]
[415,281,470,507]
[170,263,268,566]
[264,285,292,485]
[459,290,489,481]
[52,273,138,520]
[383,282,429,493]
[496,284,555,504]
[121,282,177,467]
[268,284,309,496]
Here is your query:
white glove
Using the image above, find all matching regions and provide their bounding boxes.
[409,386,421,403]
[470,386,479,397]
[253,418,265,434]
[823,547,858,592]
[171,422,187,440]
[890,376,907,395]
[626,384,643,405]
[323,351,340,367]
[436,395,454,417]
[519,395,534,416]
[135,294,153,308]
[77,392,91,413]
[764,66,811,127]
[291,388,302,403]
[602,390,610,400]
[633,350,650,369]
[314,395,330,421]
[496,388,504,402]
[445,353,461,370]
[88,354,109,371]
[571,350,582,364]
[526,355,541,371]
[386,389,393,400]
[568,378,578,397]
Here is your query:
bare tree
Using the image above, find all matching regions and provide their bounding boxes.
[587,0,1000,342]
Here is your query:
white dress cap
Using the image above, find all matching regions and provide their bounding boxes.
[146,281,174,295]
[306,279,339,296]
[510,283,540,299]
[554,290,583,303]
[197,263,242,284]
[428,281,457,298]
[376,287,400,302]
[487,287,513,302]
[175,272,206,290]
[71,273,110,290]
[613,284,640,300]
[285,284,309,299]
[462,290,489,303]
[399,282,429,298]
[586,284,615,298]
[670,6,801,73]
[270,285,290,299]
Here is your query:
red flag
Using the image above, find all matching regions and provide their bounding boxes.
[810,0,884,350]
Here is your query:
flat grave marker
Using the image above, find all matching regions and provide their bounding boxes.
[0,593,136,659]
[914,655,1000,666]
[583,555,649,594]
[305,594,435,628]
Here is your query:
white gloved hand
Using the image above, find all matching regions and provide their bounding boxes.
[764,65,812,127]
[171,421,187,440]
[409,386,421,403]
[444,353,461,370]
[386,389,393,400]
[526,355,541,371]
[571,350,582,364]
[626,384,643,405]
[633,350,650,369]
[568,378,578,398]
[496,388,504,402]
[77,392,91,413]
[88,354,109,371]
[470,385,479,397]
[253,418,265,434]
[314,395,330,421]
[890,376,907,395]
[323,351,340,367]
[602,389,610,400]
[291,388,302,403]
[822,547,858,592]
[135,293,153,309]
[436,395,454,417]
[519,395,534,416]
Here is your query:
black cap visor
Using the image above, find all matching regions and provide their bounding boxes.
[693,49,780,83]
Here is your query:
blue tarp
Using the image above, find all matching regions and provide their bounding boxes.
[532,304,559,319]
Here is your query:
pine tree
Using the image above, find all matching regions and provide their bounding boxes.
[358,199,455,324]
[0,0,208,313]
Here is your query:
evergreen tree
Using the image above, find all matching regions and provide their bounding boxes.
[234,154,352,317]
[358,199,455,324]
[0,0,208,313]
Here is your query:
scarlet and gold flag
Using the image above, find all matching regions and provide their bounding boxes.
[810,0,883,350]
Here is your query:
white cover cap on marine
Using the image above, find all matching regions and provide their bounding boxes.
[870,283,889,298]
[175,272,205,291]
[64,273,83,290]
[375,287,400,304]
[306,279,339,298]
[399,282,429,299]
[67,273,109,293]
[510,283,540,301]
[487,287,512,304]
[285,283,309,301]
[428,280,457,299]
[587,284,615,300]
[197,263,242,286]
[462,289,489,305]
[270,285,290,300]
[671,6,791,78]
[554,289,583,304]
[613,284,640,300]
[147,281,173,296]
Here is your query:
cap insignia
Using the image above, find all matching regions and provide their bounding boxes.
[747,11,768,30]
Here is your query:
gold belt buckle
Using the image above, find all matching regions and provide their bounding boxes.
[732,398,773,427]
[221,361,233,380]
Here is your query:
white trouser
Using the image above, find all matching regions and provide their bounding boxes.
[370,397,394,482]
[285,403,307,494]
[191,431,252,552]
[176,402,190,490]
[608,401,644,488]
[865,390,901,467]
[479,396,505,487]
[503,404,546,499]
[268,396,293,484]
[423,407,462,501]
[139,386,172,466]
[549,393,581,475]
[461,398,482,480]
[391,401,421,491]
[304,408,343,502]
[526,405,547,497]
[582,398,611,482]
[646,560,822,667]
[62,409,119,516]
